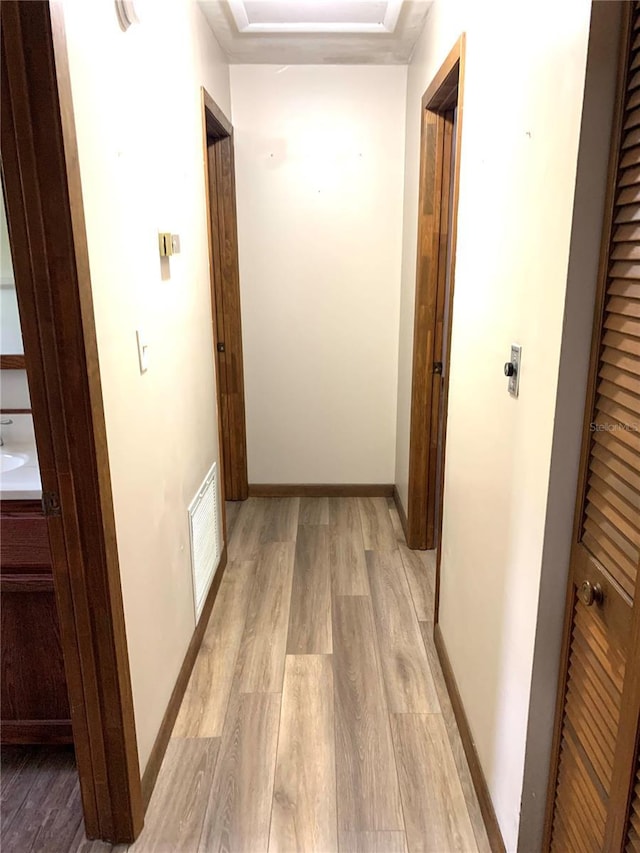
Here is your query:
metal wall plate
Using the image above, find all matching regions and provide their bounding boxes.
[507,344,522,398]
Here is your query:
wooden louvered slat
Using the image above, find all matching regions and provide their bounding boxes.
[621,146,640,169]
[589,471,640,529]
[625,108,640,131]
[606,294,640,317]
[582,529,635,597]
[595,398,640,443]
[622,165,640,187]
[625,755,640,850]
[572,630,624,712]
[555,764,602,853]
[568,663,618,738]
[613,244,640,262]
[597,379,640,416]
[618,185,640,206]
[600,362,640,395]
[605,312,640,339]
[584,504,639,573]
[590,457,640,512]
[562,723,611,822]
[568,653,619,740]
[632,53,640,74]
[608,278,640,300]
[603,329,640,357]
[586,485,640,548]
[601,345,640,376]
[609,260,640,280]
[566,682,618,786]
[615,203,640,223]
[614,225,640,244]
[573,606,625,692]
[551,598,626,851]
[556,799,598,853]
[591,433,640,493]
[622,124,640,146]
[627,73,640,96]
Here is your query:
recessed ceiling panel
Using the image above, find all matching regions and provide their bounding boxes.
[197,0,433,65]
[229,0,402,33]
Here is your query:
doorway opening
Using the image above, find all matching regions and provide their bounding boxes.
[1,1,142,843]
[405,37,465,570]
[202,91,248,505]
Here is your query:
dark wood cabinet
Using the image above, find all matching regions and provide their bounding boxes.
[0,500,72,743]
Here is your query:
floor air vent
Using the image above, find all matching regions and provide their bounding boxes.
[188,462,221,621]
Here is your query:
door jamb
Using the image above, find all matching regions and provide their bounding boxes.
[1,1,143,842]
[405,37,465,557]
[202,89,249,503]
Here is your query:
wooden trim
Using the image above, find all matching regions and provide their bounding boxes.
[1,1,142,841]
[1,573,54,592]
[202,89,249,503]
[434,623,506,853]
[0,408,31,415]
[0,720,73,744]
[203,88,233,140]
[406,35,465,551]
[0,354,26,369]
[541,6,634,847]
[0,499,42,513]
[423,38,465,110]
[141,545,228,807]
[392,485,409,542]
[201,87,229,541]
[248,483,395,498]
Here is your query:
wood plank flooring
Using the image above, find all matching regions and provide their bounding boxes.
[3,498,490,853]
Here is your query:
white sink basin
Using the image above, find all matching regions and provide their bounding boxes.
[1,452,28,473]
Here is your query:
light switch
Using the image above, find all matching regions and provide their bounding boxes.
[504,344,522,398]
[136,329,149,374]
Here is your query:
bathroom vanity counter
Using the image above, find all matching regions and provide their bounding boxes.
[1,442,41,500]
[0,429,72,743]
[0,415,42,501]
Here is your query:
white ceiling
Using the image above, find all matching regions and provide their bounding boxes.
[198,0,432,64]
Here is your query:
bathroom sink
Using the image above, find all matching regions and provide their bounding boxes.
[1,452,28,473]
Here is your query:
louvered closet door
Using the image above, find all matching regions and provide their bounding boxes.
[626,751,640,851]
[548,5,640,852]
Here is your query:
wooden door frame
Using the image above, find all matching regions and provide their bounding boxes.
[405,36,465,553]
[1,2,143,842]
[542,4,640,847]
[202,89,249,502]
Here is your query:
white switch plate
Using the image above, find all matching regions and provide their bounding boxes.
[136,329,149,374]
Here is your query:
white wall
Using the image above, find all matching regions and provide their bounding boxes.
[63,0,230,772]
[1,196,24,356]
[394,1,594,849]
[1,193,30,412]
[230,65,407,484]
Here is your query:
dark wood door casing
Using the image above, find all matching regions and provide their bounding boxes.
[406,37,465,553]
[1,1,143,841]
[203,90,248,503]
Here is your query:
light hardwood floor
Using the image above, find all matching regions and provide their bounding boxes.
[2,497,490,853]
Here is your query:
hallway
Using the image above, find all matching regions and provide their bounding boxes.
[2,497,490,853]
[84,496,488,852]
